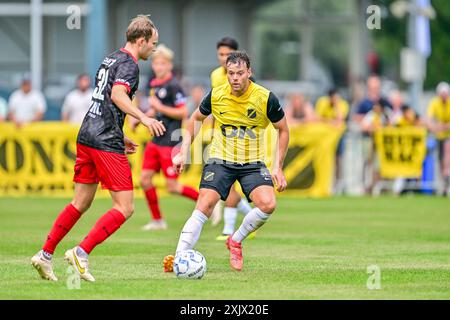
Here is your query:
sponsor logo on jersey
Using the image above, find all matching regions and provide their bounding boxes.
[157,88,167,99]
[102,57,116,67]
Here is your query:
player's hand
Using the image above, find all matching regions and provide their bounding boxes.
[124,136,138,154]
[271,168,287,192]
[142,116,166,137]
[173,152,187,175]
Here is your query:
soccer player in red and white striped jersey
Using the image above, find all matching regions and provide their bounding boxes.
[31,15,165,282]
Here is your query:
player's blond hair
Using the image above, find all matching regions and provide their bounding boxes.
[152,44,174,61]
[126,14,156,43]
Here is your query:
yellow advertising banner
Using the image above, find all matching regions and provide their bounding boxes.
[374,127,427,179]
[279,123,344,197]
[0,121,342,198]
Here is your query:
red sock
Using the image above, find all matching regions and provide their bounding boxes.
[79,209,126,254]
[42,203,81,254]
[181,186,199,201]
[144,187,162,220]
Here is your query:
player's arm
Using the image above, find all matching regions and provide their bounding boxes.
[149,95,187,120]
[272,117,289,192]
[267,92,289,192]
[111,85,165,137]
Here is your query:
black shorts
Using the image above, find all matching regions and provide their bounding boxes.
[199,158,274,202]
[437,139,450,161]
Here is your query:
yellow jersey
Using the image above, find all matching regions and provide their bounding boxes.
[396,116,416,127]
[315,96,349,121]
[210,66,228,89]
[427,97,450,140]
[199,81,284,163]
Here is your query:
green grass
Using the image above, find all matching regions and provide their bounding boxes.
[1,195,450,299]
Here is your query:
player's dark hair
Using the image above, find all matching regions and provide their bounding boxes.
[126,14,156,43]
[216,37,239,50]
[328,88,337,97]
[226,51,250,69]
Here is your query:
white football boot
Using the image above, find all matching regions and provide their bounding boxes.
[31,250,58,281]
[64,247,95,282]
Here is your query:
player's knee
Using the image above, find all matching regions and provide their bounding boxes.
[71,200,91,214]
[120,204,134,219]
[140,172,153,190]
[166,181,179,194]
[257,198,276,214]
[225,191,240,207]
[196,201,216,216]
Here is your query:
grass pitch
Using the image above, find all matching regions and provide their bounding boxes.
[0,195,449,299]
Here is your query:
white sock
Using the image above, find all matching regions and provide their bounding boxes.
[222,207,238,235]
[76,246,88,258]
[237,198,252,215]
[232,208,270,243]
[176,210,208,253]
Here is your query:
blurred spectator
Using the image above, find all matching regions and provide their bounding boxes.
[0,96,7,122]
[425,81,450,195]
[316,89,349,127]
[361,102,392,133]
[396,105,421,127]
[392,105,422,196]
[353,75,392,124]
[285,93,317,126]
[187,85,206,115]
[361,102,391,194]
[353,75,392,195]
[316,89,349,193]
[61,74,93,124]
[8,75,46,127]
[388,90,406,126]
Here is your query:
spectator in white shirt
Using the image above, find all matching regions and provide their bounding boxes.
[8,76,47,127]
[61,74,93,124]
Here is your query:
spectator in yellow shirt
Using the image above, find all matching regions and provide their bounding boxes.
[285,92,316,126]
[316,89,349,193]
[316,89,349,128]
[426,82,450,194]
[396,105,421,128]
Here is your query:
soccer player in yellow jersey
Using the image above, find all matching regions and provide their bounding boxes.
[210,37,237,88]
[426,82,450,194]
[210,37,256,240]
[164,51,289,271]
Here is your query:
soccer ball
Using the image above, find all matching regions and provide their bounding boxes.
[173,250,207,279]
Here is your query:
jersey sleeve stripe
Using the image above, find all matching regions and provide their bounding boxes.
[175,102,186,109]
[113,82,131,93]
